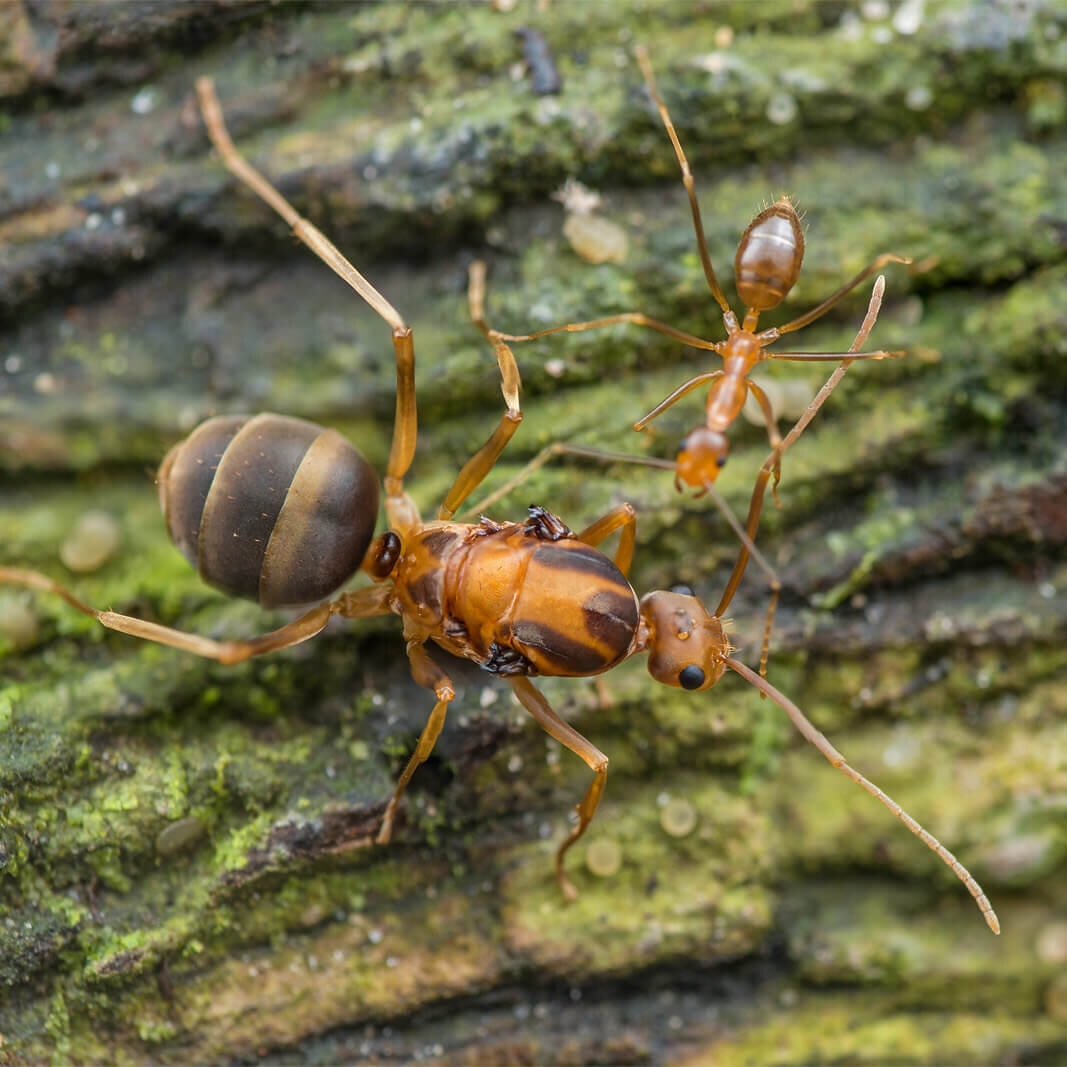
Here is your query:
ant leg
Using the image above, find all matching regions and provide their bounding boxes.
[437,262,524,521]
[509,676,609,901]
[376,641,455,845]
[384,325,419,530]
[760,253,909,340]
[745,380,783,504]
[634,370,723,431]
[575,503,637,577]
[196,79,406,334]
[715,277,888,620]
[460,443,674,519]
[725,658,1000,936]
[490,314,721,354]
[0,567,391,664]
[195,79,420,531]
[768,349,901,363]
[699,483,782,683]
[633,46,732,315]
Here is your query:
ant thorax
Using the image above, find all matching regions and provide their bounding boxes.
[391,513,640,681]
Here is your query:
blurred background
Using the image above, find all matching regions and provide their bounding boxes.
[1,1,1065,1062]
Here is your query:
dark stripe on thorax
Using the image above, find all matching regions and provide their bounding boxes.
[422,528,459,560]
[511,619,608,675]
[582,588,639,656]
[407,570,444,620]
[532,543,630,587]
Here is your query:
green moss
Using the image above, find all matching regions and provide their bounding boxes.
[3,2,1066,1061]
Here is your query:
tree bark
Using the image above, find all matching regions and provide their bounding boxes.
[1,1,1065,1063]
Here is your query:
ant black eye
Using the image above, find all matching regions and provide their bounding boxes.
[716,455,727,468]
[679,665,705,690]
[670,583,694,597]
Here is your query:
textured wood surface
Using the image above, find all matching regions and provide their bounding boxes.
[1,2,1065,1063]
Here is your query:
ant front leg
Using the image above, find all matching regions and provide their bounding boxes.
[633,370,723,432]
[509,676,609,901]
[377,639,456,845]
[0,568,392,664]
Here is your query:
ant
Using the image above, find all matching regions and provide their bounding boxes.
[471,45,912,674]
[0,79,998,934]
[488,47,910,491]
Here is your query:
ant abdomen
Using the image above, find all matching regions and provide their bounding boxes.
[158,413,379,607]
[734,199,805,312]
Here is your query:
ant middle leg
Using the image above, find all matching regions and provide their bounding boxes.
[509,675,609,901]
[0,568,392,664]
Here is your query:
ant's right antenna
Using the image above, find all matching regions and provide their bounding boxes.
[725,657,1000,935]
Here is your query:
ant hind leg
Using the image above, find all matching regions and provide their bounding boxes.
[195,79,421,531]
[0,567,391,664]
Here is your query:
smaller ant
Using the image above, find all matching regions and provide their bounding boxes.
[463,275,889,684]
[482,45,910,498]
[0,79,998,934]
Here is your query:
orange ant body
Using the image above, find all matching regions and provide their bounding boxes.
[0,79,998,933]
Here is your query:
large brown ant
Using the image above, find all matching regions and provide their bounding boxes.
[0,79,998,933]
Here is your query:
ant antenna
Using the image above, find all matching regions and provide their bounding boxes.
[724,657,1000,935]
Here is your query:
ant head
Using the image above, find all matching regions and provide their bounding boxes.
[735,198,805,313]
[675,427,729,488]
[639,588,729,692]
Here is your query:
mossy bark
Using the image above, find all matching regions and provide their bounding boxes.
[1,2,1065,1063]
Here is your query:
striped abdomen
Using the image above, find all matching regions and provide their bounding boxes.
[512,541,639,676]
[158,413,379,607]
[446,527,640,678]
[734,199,804,311]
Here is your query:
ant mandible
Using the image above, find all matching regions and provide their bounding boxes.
[0,80,998,934]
